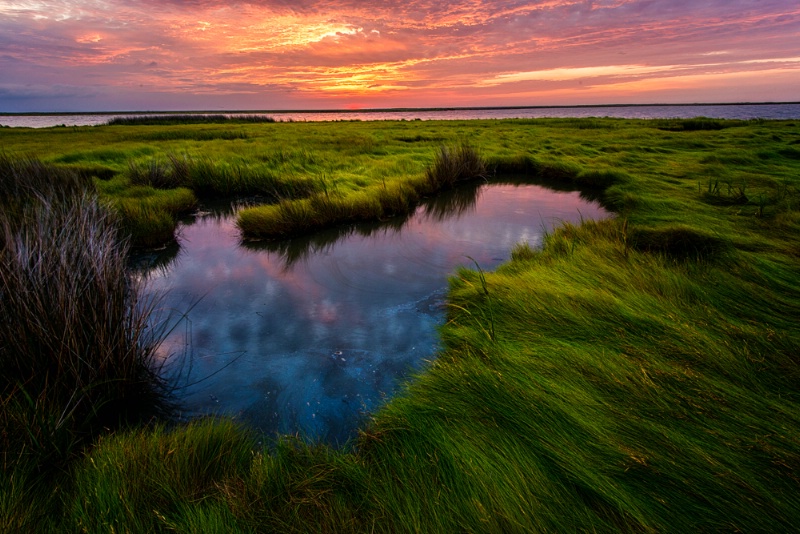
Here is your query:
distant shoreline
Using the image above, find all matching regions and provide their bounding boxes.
[2,102,799,117]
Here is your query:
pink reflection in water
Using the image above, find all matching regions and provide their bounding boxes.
[142,181,607,443]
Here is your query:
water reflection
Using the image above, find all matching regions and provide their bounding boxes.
[418,180,483,222]
[137,180,607,444]
[244,216,408,270]
[244,181,485,269]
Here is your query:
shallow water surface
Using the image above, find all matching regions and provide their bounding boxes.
[4,103,800,127]
[139,181,607,444]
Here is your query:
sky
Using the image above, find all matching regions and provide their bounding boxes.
[1,0,799,112]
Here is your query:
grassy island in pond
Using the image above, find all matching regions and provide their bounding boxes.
[1,117,800,532]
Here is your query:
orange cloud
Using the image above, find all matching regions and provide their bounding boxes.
[1,0,799,110]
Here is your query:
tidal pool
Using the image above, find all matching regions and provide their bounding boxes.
[136,180,608,444]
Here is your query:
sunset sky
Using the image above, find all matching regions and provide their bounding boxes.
[1,1,799,112]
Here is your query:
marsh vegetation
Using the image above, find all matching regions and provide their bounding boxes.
[1,117,799,531]
[132,178,605,444]
[0,156,173,532]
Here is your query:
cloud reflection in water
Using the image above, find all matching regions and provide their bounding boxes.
[137,180,607,444]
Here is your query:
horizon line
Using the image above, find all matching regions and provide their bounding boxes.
[2,101,799,117]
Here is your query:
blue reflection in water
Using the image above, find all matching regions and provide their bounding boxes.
[136,180,608,444]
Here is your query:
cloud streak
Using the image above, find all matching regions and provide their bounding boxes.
[1,0,799,110]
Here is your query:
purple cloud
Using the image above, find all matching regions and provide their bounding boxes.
[1,0,798,110]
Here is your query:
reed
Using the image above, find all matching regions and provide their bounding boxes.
[104,114,276,126]
[127,158,179,189]
[0,157,170,472]
[424,142,489,189]
[0,153,91,218]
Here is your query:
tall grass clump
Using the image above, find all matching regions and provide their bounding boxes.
[125,153,194,190]
[105,114,276,126]
[114,201,186,248]
[425,142,490,189]
[98,174,197,247]
[0,153,91,215]
[127,158,179,189]
[0,157,170,472]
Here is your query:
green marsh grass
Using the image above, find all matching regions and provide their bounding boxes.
[1,118,800,531]
[0,153,91,215]
[237,179,429,240]
[97,175,197,247]
[238,142,485,239]
[654,117,741,131]
[70,419,254,532]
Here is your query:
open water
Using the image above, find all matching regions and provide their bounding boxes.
[2,103,800,128]
[136,181,607,444]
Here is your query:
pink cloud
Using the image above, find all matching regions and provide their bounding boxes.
[1,0,798,110]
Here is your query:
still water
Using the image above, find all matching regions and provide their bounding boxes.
[3,103,800,127]
[136,181,607,444]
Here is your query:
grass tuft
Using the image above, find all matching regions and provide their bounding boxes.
[425,142,490,189]
[127,157,178,189]
[0,153,91,213]
[0,156,171,472]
